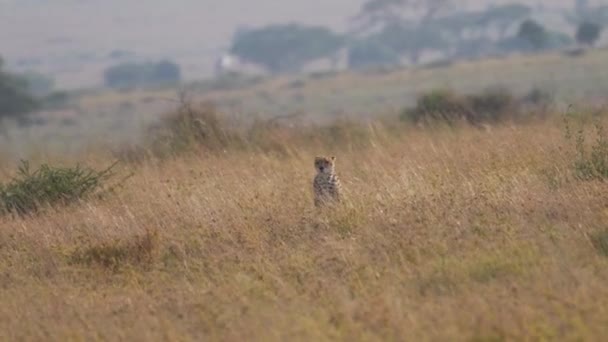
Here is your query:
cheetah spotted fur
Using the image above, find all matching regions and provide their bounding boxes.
[313,156,342,207]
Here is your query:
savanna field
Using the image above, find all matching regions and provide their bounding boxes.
[3,98,608,341]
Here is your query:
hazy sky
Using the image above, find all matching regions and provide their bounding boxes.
[0,0,365,59]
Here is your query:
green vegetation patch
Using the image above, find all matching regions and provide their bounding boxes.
[0,160,117,216]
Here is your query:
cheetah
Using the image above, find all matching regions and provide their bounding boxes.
[313,156,342,207]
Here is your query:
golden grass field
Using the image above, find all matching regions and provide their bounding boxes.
[2,113,608,341]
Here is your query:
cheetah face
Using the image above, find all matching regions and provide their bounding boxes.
[315,156,336,174]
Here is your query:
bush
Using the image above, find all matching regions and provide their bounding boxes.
[402,87,546,125]
[402,89,470,124]
[466,87,516,123]
[0,161,117,216]
[402,88,516,125]
[147,100,242,156]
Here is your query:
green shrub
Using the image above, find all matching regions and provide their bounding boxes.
[0,161,117,216]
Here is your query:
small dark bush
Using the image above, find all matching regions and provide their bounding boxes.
[402,87,549,125]
[148,99,243,156]
[0,161,117,216]
[465,87,516,123]
[402,89,470,124]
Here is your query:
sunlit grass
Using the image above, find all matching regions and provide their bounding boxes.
[2,116,608,340]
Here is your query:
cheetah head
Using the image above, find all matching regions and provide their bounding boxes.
[315,156,336,174]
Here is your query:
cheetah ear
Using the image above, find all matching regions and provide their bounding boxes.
[330,156,336,162]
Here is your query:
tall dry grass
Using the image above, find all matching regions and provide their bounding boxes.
[2,113,608,341]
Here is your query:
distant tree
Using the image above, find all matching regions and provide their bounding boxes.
[104,60,181,88]
[0,58,38,120]
[41,91,69,111]
[20,71,55,97]
[347,39,401,68]
[576,21,602,46]
[517,19,548,50]
[351,0,409,33]
[148,60,181,84]
[478,4,532,38]
[374,23,447,63]
[351,0,452,64]
[351,0,452,34]
[230,24,344,73]
[433,11,483,41]
[104,63,143,88]
[497,29,572,54]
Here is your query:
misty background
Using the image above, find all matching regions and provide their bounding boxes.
[1,0,604,88]
[1,0,608,156]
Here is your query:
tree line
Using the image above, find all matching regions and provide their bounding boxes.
[227,1,605,72]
